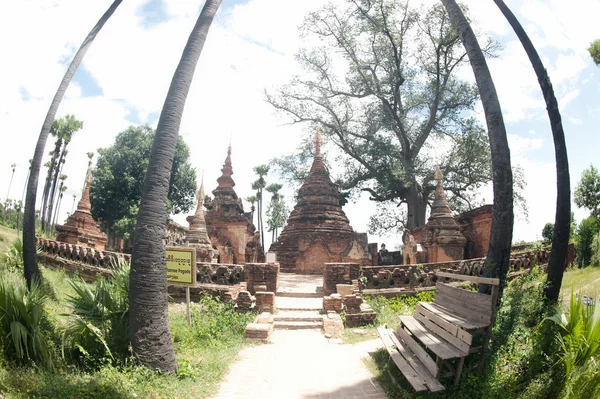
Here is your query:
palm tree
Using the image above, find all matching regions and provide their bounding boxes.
[52,185,67,228]
[71,194,77,214]
[492,0,571,303]
[47,115,83,231]
[441,0,514,292]
[6,163,16,202]
[50,174,67,228]
[129,0,222,373]
[266,183,283,241]
[252,165,270,251]
[41,137,62,231]
[23,0,122,288]
[246,195,257,225]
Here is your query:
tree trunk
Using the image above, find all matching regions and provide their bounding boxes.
[441,0,514,293]
[22,0,122,288]
[46,146,66,231]
[406,185,427,230]
[129,0,222,374]
[493,0,570,302]
[41,141,61,232]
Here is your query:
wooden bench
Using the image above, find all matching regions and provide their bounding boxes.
[378,271,500,392]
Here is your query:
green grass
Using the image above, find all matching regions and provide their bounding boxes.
[560,266,600,300]
[0,225,18,254]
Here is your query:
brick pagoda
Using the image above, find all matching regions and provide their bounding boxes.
[269,132,370,274]
[185,177,215,262]
[55,173,107,250]
[410,166,467,263]
[204,145,263,264]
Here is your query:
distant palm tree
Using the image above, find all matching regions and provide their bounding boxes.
[52,185,67,228]
[492,0,570,303]
[246,195,257,225]
[6,163,16,202]
[23,0,122,288]
[441,0,514,293]
[71,194,77,214]
[252,165,270,251]
[129,0,222,373]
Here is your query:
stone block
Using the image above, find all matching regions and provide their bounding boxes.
[336,284,354,296]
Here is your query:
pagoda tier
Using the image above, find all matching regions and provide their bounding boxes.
[56,173,107,250]
[269,132,369,273]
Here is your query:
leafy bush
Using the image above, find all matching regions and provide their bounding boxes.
[61,258,130,367]
[0,274,55,370]
[575,216,599,267]
[545,291,600,398]
[591,233,600,267]
[542,222,554,244]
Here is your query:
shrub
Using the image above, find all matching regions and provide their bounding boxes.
[591,233,600,267]
[575,216,598,267]
[61,257,130,367]
[0,274,55,370]
[545,291,600,398]
[542,222,554,244]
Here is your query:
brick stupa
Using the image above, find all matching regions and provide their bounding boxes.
[269,132,370,274]
[185,176,214,262]
[56,172,107,250]
[204,145,263,264]
[414,166,467,262]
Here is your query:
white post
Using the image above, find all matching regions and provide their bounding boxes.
[186,286,191,326]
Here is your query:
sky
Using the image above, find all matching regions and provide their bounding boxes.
[1,0,599,251]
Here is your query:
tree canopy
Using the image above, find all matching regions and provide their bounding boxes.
[90,125,197,238]
[267,0,495,230]
[589,39,600,66]
[574,164,600,220]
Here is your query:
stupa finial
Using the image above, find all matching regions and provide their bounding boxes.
[315,130,322,157]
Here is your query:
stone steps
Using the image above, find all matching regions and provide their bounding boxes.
[274,320,323,330]
[275,291,324,298]
[274,310,323,322]
[276,296,322,311]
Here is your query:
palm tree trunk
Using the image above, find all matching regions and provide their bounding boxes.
[493,0,570,302]
[129,0,222,374]
[41,143,61,231]
[23,0,122,288]
[46,147,66,231]
[441,0,514,293]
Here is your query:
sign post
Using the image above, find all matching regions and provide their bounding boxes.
[166,246,196,326]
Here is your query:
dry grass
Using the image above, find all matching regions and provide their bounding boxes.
[0,225,18,253]
[560,266,600,301]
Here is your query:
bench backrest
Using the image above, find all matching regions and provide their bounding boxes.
[433,271,500,328]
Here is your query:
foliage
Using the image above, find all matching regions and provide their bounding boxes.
[267,0,497,230]
[90,125,197,238]
[265,183,289,241]
[592,233,600,267]
[61,258,130,367]
[251,165,270,250]
[589,39,600,66]
[575,216,599,268]
[545,291,600,398]
[367,268,565,399]
[0,273,55,370]
[542,222,554,244]
[574,164,600,220]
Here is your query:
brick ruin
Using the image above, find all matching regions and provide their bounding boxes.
[55,173,107,251]
[185,178,215,262]
[405,167,493,264]
[269,132,371,274]
[204,145,263,264]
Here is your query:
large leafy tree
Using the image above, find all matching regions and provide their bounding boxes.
[128,0,222,373]
[265,183,289,242]
[441,0,514,297]
[267,0,494,230]
[23,0,123,288]
[589,39,600,66]
[574,164,600,221]
[90,125,197,239]
[493,0,571,302]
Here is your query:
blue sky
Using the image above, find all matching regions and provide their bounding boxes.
[1,0,599,250]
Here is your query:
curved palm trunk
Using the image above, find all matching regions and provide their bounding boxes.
[493,0,570,302]
[22,0,122,288]
[129,0,222,373]
[441,0,514,292]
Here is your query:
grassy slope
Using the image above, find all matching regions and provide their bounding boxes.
[561,266,600,299]
[0,225,18,253]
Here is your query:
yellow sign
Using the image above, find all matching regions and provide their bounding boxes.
[166,246,196,287]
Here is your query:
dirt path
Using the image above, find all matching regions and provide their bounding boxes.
[210,329,389,399]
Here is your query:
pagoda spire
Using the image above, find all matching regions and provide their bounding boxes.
[77,170,93,213]
[194,173,205,218]
[216,144,235,189]
[315,130,322,157]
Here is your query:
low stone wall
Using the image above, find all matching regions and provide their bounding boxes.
[36,237,130,268]
[244,263,280,294]
[196,263,244,285]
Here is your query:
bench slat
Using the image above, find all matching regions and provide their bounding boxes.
[434,292,491,325]
[396,324,439,377]
[420,302,487,330]
[377,327,428,392]
[387,329,445,392]
[414,312,471,354]
[436,271,500,285]
[436,283,493,309]
[399,316,467,360]
[417,304,472,345]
